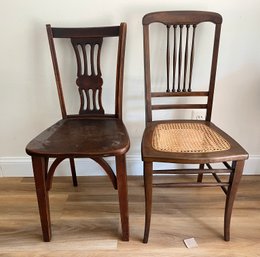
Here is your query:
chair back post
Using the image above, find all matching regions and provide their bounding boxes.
[206,22,222,121]
[46,24,67,119]
[115,23,127,120]
[143,24,152,126]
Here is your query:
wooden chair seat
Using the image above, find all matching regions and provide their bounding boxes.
[27,118,129,157]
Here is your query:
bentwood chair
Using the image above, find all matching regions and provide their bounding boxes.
[26,23,130,242]
[142,11,248,243]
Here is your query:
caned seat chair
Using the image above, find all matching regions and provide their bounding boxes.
[26,23,130,242]
[141,11,248,243]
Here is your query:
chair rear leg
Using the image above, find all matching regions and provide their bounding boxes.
[143,162,153,243]
[116,155,129,241]
[197,164,204,182]
[224,160,244,241]
[69,158,78,187]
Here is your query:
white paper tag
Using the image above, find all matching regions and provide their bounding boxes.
[183,238,198,248]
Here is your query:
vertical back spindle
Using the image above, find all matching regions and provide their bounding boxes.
[166,25,170,92]
[183,25,190,92]
[177,25,183,92]
[188,25,196,92]
[172,25,177,92]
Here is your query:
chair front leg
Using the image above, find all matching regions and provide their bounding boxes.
[32,156,52,242]
[116,155,129,241]
[224,160,244,241]
[143,161,153,243]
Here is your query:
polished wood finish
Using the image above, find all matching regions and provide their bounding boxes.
[0,176,259,256]
[26,23,130,242]
[142,11,248,243]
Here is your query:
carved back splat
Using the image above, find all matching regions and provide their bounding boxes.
[71,37,104,115]
[46,24,126,119]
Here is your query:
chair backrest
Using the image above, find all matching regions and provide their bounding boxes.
[143,11,222,125]
[46,23,126,119]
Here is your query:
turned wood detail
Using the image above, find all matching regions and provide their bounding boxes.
[166,24,197,93]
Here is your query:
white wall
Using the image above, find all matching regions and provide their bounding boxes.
[0,0,260,176]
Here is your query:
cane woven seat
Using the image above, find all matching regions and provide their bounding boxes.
[152,123,230,153]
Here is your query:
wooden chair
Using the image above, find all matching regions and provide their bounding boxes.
[142,11,248,243]
[26,23,130,242]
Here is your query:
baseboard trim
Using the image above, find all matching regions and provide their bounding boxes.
[0,155,259,177]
